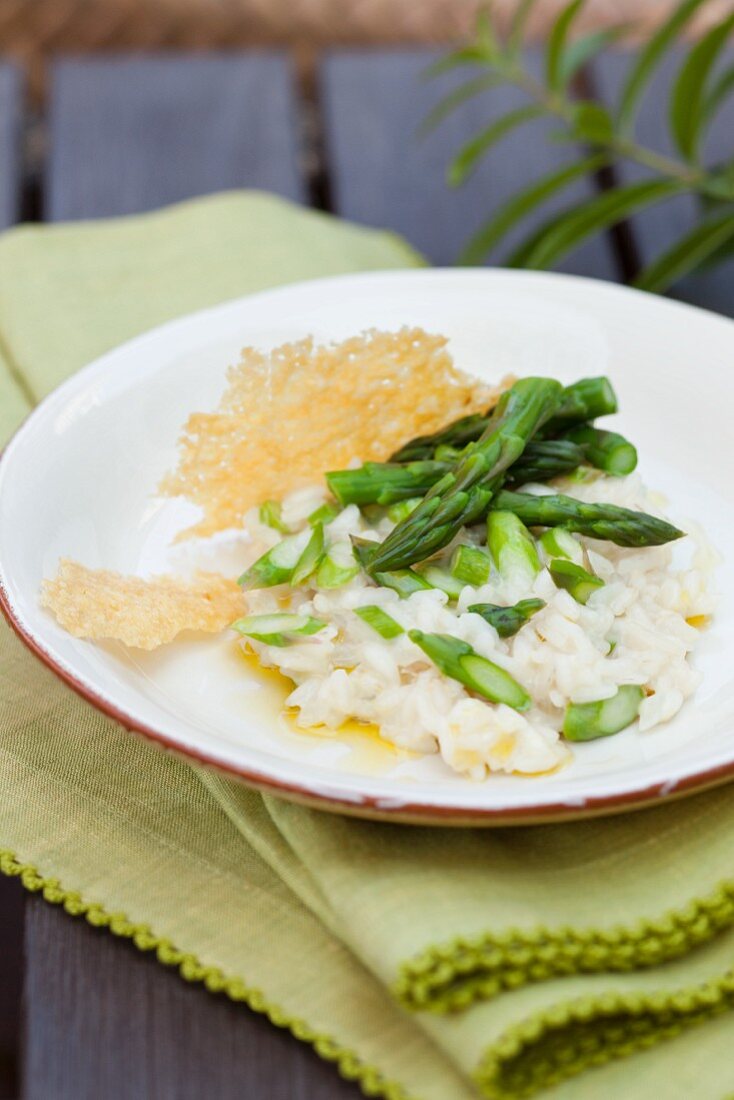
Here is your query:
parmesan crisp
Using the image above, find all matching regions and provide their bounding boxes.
[160,327,505,539]
[41,560,245,650]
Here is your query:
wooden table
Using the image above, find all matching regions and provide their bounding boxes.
[0,48,731,1100]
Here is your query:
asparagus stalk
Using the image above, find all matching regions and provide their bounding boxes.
[489,491,684,547]
[326,460,450,507]
[549,559,605,604]
[563,685,644,741]
[539,527,584,565]
[307,501,340,526]
[387,497,423,523]
[467,599,546,638]
[389,377,617,463]
[355,605,404,638]
[232,613,326,647]
[365,378,564,573]
[409,629,531,711]
[487,511,541,591]
[504,439,586,486]
[564,425,638,476]
[372,568,435,598]
[419,565,465,599]
[451,545,492,586]
[316,540,360,589]
[541,376,618,437]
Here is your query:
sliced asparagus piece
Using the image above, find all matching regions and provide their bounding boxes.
[291,523,325,585]
[355,605,404,638]
[549,559,605,604]
[489,490,684,547]
[316,540,360,589]
[563,685,644,741]
[259,499,289,534]
[451,545,492,586]
[419,565,465,599]
[373,569,435,598]
[238,528,311,590]
[487,511,541,591]
[366,378,563,573]
[308,501,340,527]
[409,629,531,711]
[564,424,638,476]
[390,412,489,462]
[232,613,326,647]
[467,598,546,638]
[540,527,584,565]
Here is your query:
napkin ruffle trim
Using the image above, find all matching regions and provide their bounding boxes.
[394,880,734,1014]
[0,848,413,1100]
[474,973,734,1099]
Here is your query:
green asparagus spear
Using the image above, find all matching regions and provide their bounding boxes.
[355,605,404,638]
[232,613,326,647]
[238,529,312,589]
[387,497,423,523]
[467,598,546,638]
[539,527,584,565]
[307,501,340,526]
[291,523,325,585]
[504,439,585,486]
[563,685,644,741]
[389,377,617,463]
[549,559,605,604]
[409,629,531,711]
[316,541,360,589]
[390,412,489,462]
[564,425,638,476]
[451,545,492,586]
[541,376,618,437]
[487,511,541,590]
[489,490,684,547]
[366,378,564,574]
[326,460,450,507]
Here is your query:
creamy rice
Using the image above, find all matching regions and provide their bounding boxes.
[237,473,714,780]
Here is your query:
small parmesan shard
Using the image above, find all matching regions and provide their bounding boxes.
[41,560,245,650]
[161,327,506,539]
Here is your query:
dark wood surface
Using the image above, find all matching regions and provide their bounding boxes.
[0,45,731,1100]
[23,897,359,1100]
[46,54,306,220]
[320,50,618,278]
[0,63,21,229]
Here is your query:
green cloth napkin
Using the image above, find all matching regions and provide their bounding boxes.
[2,190,734,1100]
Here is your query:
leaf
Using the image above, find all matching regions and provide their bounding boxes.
[458,153,608,264]
[670,12,734,161]
[508,0,539,55]
[475,6,500,59]
[448,105,544,186]
[700,62,734,132]
[634,213,734,292]
[506,179,684,269]
[558,24,631,86]
[419,73,504,136]
[422,46,495,81]
[569,101,615,143]
[546,0,585,91]
[617,0,710,134]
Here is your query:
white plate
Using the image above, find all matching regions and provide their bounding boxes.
[1,269,733,824]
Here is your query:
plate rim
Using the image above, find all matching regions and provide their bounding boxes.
[2,266,734,825]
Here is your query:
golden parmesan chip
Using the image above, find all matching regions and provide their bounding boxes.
[41,560,245,650]
[161,327,507,538]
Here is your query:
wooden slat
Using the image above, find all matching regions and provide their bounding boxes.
[23,897,361,1100]
[0,62,22,229]
[320,49,617,279]
[591,50,734,315]
[46,54,305,220]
